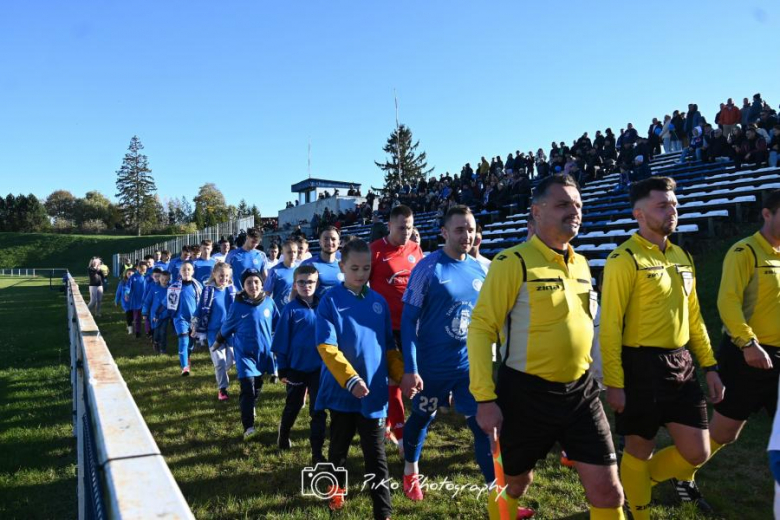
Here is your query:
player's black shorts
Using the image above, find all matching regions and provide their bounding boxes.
[392,330,402,352]
[714,335,780,421]
[496,366,616,476]
[616,346,707,440]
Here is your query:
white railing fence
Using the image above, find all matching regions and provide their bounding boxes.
[67,274,194,519]
[112,216,255,275]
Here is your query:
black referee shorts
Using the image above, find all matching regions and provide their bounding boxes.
[616,346,708,440]
[714,335,780,421]
[496,366,616,476]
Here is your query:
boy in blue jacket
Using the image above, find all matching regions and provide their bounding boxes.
[142,267,162,341]
[315,238,403,519]
[264,238,299,310]
[271,264,326,463]
[211,268,279,439]
[129,263,148,339]
[115,267,135,334]
[168,262,203,376]
[150,271,171,354]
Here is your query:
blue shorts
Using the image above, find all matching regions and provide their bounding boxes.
[411,371,477,417]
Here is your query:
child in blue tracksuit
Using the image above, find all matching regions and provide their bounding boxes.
[271,263,326,462]
[314,239,403,520]
[264,239,299,310]
[194,262,237,401]
[115,268,136,334]
[128,263,148,338]
[149,271,171,354]
[142,267,162,340]
[167,262,203,376]
[211,268,279,439]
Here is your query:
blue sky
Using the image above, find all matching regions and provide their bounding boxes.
[1,1,778,216]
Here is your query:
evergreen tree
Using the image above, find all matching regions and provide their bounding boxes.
[374,124,434,191]
[237,199,250,218]
[250,205,262,227]
[115,136,157,236]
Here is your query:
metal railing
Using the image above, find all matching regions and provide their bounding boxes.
[67,274,194,519]
[112,216,255,275]
[0,267,70,290]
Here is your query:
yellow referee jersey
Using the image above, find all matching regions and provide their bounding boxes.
[718,231,780,348]
[600,232,716,389]
[467,235,597,402]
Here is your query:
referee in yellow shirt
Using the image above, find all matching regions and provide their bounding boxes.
[468,174,624,520]
[600,176,724,520]
[677,189,780,503]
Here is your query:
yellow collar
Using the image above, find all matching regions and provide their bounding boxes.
[529,234,576,264]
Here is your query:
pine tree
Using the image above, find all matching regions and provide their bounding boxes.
[250,205,262,228]
[115,136,157,236]
[375,124,434,191]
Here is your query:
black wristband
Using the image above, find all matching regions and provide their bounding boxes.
[703,364,719,373]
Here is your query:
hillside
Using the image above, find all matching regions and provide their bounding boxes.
[0,233,175,275]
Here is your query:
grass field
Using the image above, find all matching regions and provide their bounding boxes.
[1,225,775,519]
[0,232,174,275]
[0,277,75,520]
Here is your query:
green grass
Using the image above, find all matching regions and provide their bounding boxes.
[0,232,175,275]
[0,277,75,520]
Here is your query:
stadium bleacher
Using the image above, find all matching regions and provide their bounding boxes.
[307,154,779,271]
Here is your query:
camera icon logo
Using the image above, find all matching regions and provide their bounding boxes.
[301,463,348,500]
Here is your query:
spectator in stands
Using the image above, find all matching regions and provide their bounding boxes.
[741,97,752,127]
[684,104,702,139]
[734,127,768,168]
[369,213,387,242]
[759,109,779,133]
[648,118,662,155]
[660,115,674,153]
[623,123,639,145]
[720,98,741,139]
[535,149,549,178]
[505,153,515,175]
[478,156,490,176]
[770,124,780,167]
[670,110,686,149]
[703,128,732,162]
[748,93,764,124]
[678,127,704,164]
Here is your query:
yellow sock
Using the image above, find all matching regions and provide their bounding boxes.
[488,487,519,520]
[621,452,651,520]
[675,438,724,482]
[647,445,693,485]
[590,505,625,519]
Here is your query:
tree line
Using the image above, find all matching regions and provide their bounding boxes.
[2,136,261,235]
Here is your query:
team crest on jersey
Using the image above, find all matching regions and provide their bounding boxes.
[337,272,345,281]
[445,302,474,341]
[408,255,416,263]
[472,279,483,291]
[372,302,383,314]
[263,308,271,318]
[253,258,259,265]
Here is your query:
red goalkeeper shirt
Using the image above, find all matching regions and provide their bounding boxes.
[369,237,424,330]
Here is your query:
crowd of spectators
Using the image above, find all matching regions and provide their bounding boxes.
[372,92,779,219]
[278,92,779,239]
